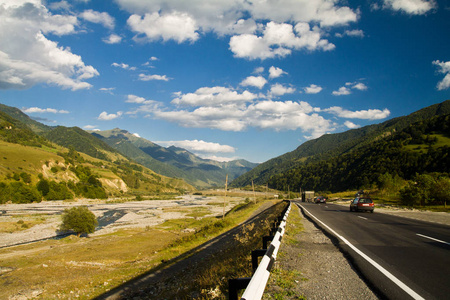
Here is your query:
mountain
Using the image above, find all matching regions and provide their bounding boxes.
[231,100,450,188]
[0,109,193,204]
[92,128,258,188]
[0,103,51,134]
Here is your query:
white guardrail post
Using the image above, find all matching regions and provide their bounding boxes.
[239,201,291,300]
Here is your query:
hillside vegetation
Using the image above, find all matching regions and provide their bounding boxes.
[231,100,450,188]
[92,128,258,188]
[0,108,193,204]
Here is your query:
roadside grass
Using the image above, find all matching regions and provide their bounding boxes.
[0,199,280,299]
[264,203,306,300]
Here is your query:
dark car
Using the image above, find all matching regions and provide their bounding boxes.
[350,197,374,213]
[315,196,326,203]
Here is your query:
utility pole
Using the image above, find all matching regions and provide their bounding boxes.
[252,180,256,204]
[223,174,228,220]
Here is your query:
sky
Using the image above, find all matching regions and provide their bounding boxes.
[0,0,449,163]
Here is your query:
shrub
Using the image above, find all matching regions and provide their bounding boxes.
[60,206,98,237]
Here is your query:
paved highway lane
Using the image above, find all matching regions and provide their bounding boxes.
[295,201,450,300]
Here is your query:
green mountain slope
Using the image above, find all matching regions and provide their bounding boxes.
[231,99,450,188]
[92,128,258,188]
[0,103,51,134]
[268,113,450,192]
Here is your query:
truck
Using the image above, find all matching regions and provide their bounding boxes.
[302,191,314,202]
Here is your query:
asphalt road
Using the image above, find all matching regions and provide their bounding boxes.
[295,201,450,300]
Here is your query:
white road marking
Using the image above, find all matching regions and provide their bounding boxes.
[416,234,450,246]
[298,204,425,300]
[358,216,368,220]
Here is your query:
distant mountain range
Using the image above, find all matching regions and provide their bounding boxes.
[91,128,258,188]
[0,103,257,189]
[231,99,450,191]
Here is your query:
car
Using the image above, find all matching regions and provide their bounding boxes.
[315,196,326,203]
[350,197,374,213]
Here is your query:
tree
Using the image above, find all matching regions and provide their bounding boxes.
[60,206,98,237]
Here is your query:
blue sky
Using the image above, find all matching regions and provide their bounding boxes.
[1,0,449,163]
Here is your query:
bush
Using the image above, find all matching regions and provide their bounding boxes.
[60,206,98,237]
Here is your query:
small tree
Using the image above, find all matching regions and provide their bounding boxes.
[60,206,98,237]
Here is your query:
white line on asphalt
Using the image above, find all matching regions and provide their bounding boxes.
[416,233,450,246]
[298,204,425,300]
[358,216,368,220]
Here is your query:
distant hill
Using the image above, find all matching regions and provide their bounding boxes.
[231,100,450,189]
[92,128,258,188]
[0,104,194,203]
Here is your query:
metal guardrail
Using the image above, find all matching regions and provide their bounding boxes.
[229,201,291,300]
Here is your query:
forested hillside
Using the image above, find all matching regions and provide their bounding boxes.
[231,100,450,188]
[268,113,450,193]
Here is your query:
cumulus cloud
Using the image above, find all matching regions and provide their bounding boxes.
[103,34,122,44]
[304,84,323,94]
[0,1,98,90]
[325,106,390,120]
[230,21,335,60]
[127,11,199,43]
[156,139,236,154]
[138,73,170,81]
[112,62,136,70]
[240,76,267,89]
[433,60,450,90]
[98,111,123,120]
[172,86,257,107]
[332,81,368,95]
[79,9,115,29]
[335,29,364,38]
[22,107,69,114]
[381,0,437,15]
[269,66,287,79]
[344,121,361,129]
[269,83,296,96]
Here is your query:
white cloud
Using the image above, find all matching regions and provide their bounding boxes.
[304,84,323,94]
[335,29,364,38]
[0,1,98,91]
[240,76,267,89]
[433,60,450,90]
[83,125,99,130]
[156,140,236,154]
[138,73,170,81]
[126,94,156,104]
[253,67,264,74]
[22,107,69,114]
[269,66,287,79]
[99,87,115,94]
[98,111,123,120]
[332,86,351,96]
[344,121,361,129]
[103,34,122,44]
[352,82,368,91]
[132,133,141,138]
[112,62,136,70]
[230,21,335,60]
[127,12,199,43]
[332,81,367,95]
[115,0,358,31]
[381,0,437,15]
[270,83,296,96]
[172,86,257,107]
[325,106,390,120]
[79,9,115,29]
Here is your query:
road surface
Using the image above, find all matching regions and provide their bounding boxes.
[295,201,450,300]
